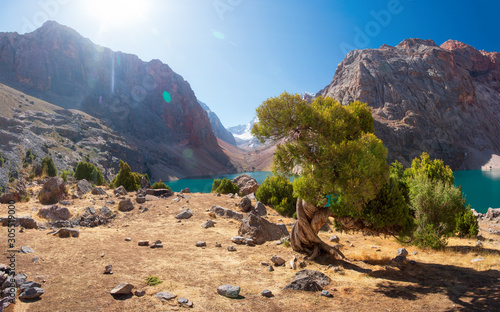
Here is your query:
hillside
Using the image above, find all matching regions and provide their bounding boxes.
[318,39,500,170]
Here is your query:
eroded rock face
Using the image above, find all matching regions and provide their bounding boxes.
[38,177,66,205]
[238,212,289,244]
[318,38,500,170]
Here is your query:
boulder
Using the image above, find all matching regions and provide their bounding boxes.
[261,289,273,297]
[397,248,408,257]
[91,187,107,195]
[20,246,34,254]
[0,180,27,204]
[485,208,500,220]
[140,176,150,189]
[238,212,289,244]
[110,283,134,295]
[146,189,172,197]
[99,206,112,217]
[138,241,149,246]
[176,208,193,219]
[202,220,216,228]
[114,186,127,196]
[180,188,191,193]
[53,228,79,238]
[232,174,259,196]
[284,270,331,291]
[37,205,71,221]
[239,197,252,212]
[252,201,267,216]
[38,177,66,205]
[177,297,193,308]
[0,215,37,229]
[76,179,92,196]
[136,196,146,204]
[156,292,177,301]
[210,205,243,221]
[19,287,44,299]
[217,285,240,298]
[118,199,134,212]
[270,255,286,266]
[196,241,207,247]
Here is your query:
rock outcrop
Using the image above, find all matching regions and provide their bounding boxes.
[38,177,66,205]
[318,38,500,170]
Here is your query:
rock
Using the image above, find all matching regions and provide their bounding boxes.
[227,246,237,252]
[53,228,79,238]
[138,240,149,246]
[20,281,41,290]
[471,257,485,263]
[284,270,331,291]
[180,188,191,194]
[261,289,273,297]
[84,206,96,215]
[232,174,259,196]
[238,212,289,244]
[150,240,163,248]
[14,273,27,286]
[104,265,113,274]
[196,241,206,247]
[238,197,252,212]
[125,237,131,241]
[397,248,408,257]
[329,235,340,243]
[76,179,93,196]
[136,196,146,204]
[19,287,44,299]
[271,255,286,266]
[485,208,500,220]
[321,290,333,297]
[114,186,127,196]
[215,243,222,247]
[106,200,115,205]
[202,220,216,228]
[20,246,34,254]
[392,255,406,262]
[0,215,37,229]
[298,261,307,268]
[231,236,246,245]
[0,179,27,204]
[110,283,134,295]
[177,297,193,307]
[476,240,483,247]
[176,208,193,219]
[38,177,66,205]
[37,204,71,221]
[217,284,241,298]
[172,197,181,202]
[210,205,243,220]
[290,255,297,270]
[140,176,150,189]
[99,206,112,217]
[252,201,267,216]
[59,200,73,206]
[134,289,146,297]
[146,189,172,197]
[268,265,274,272]
[91,187,107,195]
[156,291,177,301]
[118,199,134,212]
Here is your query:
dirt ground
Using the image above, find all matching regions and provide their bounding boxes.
[1,189,499,312]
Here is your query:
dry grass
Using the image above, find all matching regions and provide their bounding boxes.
[1,190,499,312]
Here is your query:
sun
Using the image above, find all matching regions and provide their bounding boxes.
[86,0,149,29]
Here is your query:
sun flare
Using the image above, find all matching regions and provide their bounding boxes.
[86,0,149,29]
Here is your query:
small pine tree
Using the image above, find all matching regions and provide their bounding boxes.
[455,207,479,238]
[256,175,297,216]
[74,162,105,185]
[152,179,170,190]
[41,156,57,177]
[111,160,142,191]
[211,178,239,194]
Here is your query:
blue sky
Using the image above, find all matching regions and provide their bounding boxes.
[0,0,499,127]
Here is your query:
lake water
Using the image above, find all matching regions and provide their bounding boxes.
[165,170,499,214]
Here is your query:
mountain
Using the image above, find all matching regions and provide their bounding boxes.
[228,117,265,149]
[318,38,500,170]
[198,100,237,146]
[0,21,235,179]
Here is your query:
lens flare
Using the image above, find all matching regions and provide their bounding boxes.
[163,91,171,103]
[183,148,193,159]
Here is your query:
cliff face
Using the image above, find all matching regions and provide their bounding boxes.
[198,100,237,146]
[318,38,500,170]
[0,21,234,179]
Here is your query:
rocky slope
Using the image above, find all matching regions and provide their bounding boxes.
[318,38,500,170]
[198,100,237,146]
[0,21,234,180]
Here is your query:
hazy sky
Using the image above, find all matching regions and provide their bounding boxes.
[0,0,499,127]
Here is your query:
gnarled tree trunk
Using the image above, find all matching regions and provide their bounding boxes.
[290,199,345,260]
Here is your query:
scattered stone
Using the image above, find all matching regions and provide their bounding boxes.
[471,257,485,263]
[210,205,243,221]
[392,255,406,262]
[261,262,269,266]
[134,289,146,297]
[20,281,41,290]
[298,261,307,268]
[329,235,340,243]
[268,265,274,272]
[261,289,273,297]
[239,196,252,212]
[114,186,128,196]
[32,256,39,263]
[53,228,79,238]
[177,297,193,307]
[140,207,149,213]
[38,205,71,221]
[271,255,286,266]
[118,199,134,212]
[125,237,132,241]
[485,207,500,220]
[91,187,107,195]
[284,270,331,291]
[215,243,222,247]
[232,174,259,196]
[180,188,191,194]
[99,206,112,217]
[397,248,408,257]
[104,265,113,274]
[20,246,34,254]
[150,240,163,248]
[172,197,181,202]
[231,236,246,245]
[238,212,289,244]
[252,201,267,216]
[76,179,93,196]
[85,206,96,215]
[350,243,354,247]
[0,215,38,229]
[176,208,193,219]
[413,251,418,255]
[202,220,216,228]
[19,287,44,299]
[227,246,237,252]
[208,211,216,218]
[476,240,483,247]
[138,240,149,246]
[59,200,73,206]
[156,291,177,301]
[136,196,146,204]
[146,189,172,198]
[290,255,297,270]
[228,193,235,198]
[217,284,241,298]
[110,283,134,295]
[196,241,206,247]
[321,290,333,298]
[106,199,115,205]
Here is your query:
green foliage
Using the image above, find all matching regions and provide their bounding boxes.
[404,152,454,185]
[455,207,479,238]
[24,149,34,164]
[111,160,143,191]
[41,156,57,177]
[31,163,43,177]
[412,224,448,249]
[0,153,4,167]
[74,161,105,185]
[60,170,72,182]
[211,178,239,194]
[145,276,163,286]
[152,179,171,190]
[256,174,297,216]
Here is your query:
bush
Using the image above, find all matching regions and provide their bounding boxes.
[145,276,163,286]
[455,207,479,238]
[211,178,239,194]
[257,175,297,216]
[111,160,143,191]
[0,153,4,167]
[74,162,105,185]
[152,179,170,190]
[41,156,57,177]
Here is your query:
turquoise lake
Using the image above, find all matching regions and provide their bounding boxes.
[166,170,499,214]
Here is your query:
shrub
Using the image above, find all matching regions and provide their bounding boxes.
[211,178,239,194]
[74,161,105,185]
[31,163,43,177]
[145,276,163,286]
[257,174,297,216]
[0,153,4,167]
[41,156,57,177]
[152,179,170,190]
[455,207,479,238]
[60,170,73,182]
[111,160,143,191]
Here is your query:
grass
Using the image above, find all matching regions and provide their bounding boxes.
[145,276,163,286]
